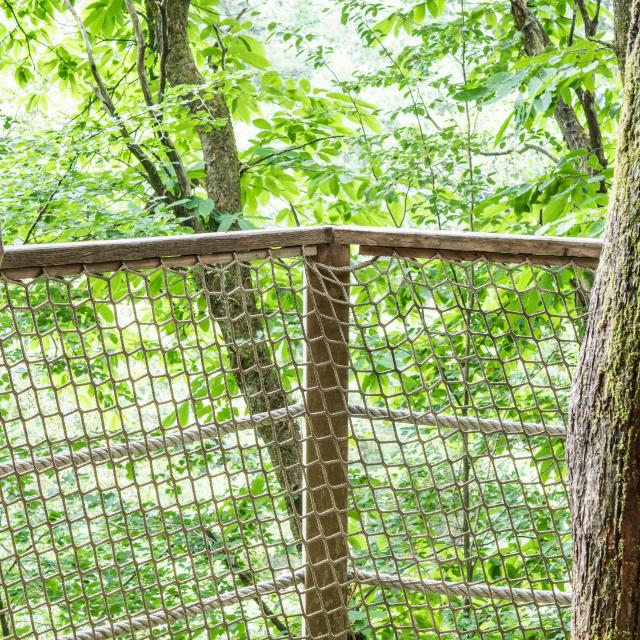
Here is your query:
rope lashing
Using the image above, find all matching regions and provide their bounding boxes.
[59,571,306,640]
[346,403,567,438]
[0,404,306,479]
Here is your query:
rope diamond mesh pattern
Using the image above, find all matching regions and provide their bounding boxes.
[0,242,592,640]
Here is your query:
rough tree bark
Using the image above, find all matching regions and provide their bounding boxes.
[567,3,640,638]
[615,0,633,77]
[159,0,303,533]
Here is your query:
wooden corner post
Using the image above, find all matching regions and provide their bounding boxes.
[303,243,350,640]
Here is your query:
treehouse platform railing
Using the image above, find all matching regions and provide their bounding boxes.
[0,227,602,640]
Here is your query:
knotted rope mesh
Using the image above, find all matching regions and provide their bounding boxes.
[0,243,592,639]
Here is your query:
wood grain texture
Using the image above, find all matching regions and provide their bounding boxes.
[303,244,350,640]
[359,245,600,267]
[0,227,333,270]
[0,246,318,280]
[0,226,603,275]
[335,226,602,261]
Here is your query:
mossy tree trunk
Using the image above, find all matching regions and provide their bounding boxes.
[615,0,633,77]
[567,4,640,638]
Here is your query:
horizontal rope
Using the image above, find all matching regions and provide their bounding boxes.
[348,403,567,438]
[350,569,572,607]
[58,565,571,640]
[58,570,305,640]
[1,402,563,480]
[0,404,306,479]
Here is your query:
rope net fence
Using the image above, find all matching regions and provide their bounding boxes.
[0,234,594,640]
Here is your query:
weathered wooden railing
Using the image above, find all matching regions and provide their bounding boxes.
[0,227,601,640]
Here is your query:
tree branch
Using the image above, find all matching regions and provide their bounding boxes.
[24,154,80,244]
[124,0,154,105]
[63,0,171,201]
[123,0,191,201]
[575,0,600,37]
[2,0,35,68]
[573,0,608,177]
[511,0,606,184]
[211,22,227,70]
[204,530,289,635]
[241,135,349,174]
[477,142,560,164]
[157,0,169,101]
[576,87,608,171]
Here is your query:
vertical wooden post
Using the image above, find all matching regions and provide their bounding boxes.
[303,243,350,640]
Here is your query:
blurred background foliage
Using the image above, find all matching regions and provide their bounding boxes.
[0,0,619,243]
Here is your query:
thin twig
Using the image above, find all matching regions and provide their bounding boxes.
[62,0,170,200]
[24,154,80,244]
[241,135,348,173]
[211,23,227,70]
[568,2,577,46]
[478,142,560,164]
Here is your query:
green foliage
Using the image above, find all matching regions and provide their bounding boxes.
[0,0,618,241]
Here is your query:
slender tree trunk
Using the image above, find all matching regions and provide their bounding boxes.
[162,0,302,534]
[567,4,640,638]
[510,0,592,154]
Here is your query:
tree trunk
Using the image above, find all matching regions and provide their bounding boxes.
[162,0,303,535]
[567,5,640,638]
[615,0,633,78]
[510,0,591,155]
[163,0,241,215]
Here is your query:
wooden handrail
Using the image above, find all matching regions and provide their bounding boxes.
[0,226,602,276]
[0,226,333,272]
[334,226,602,266]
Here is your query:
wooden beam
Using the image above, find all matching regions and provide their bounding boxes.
[0,226,333,271]
[360,245,599,268]
[0,226,604,275]
[333,226,602,264]
[303,243,350,640]
[0,246,318,280]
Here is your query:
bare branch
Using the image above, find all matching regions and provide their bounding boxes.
[511,0,593,158]
[575,0,601,37]
[572,1,608,177]
[124,0,191,198]
[124,0,154,105]
[568,2,578,46]
[576,87,608,174]
[211,23,227,70]
[62,0,170,200]
[477,142,560,164]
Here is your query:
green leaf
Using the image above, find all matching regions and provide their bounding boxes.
[427,0,445,17]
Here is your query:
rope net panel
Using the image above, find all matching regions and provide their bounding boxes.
[0,246,592,639]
